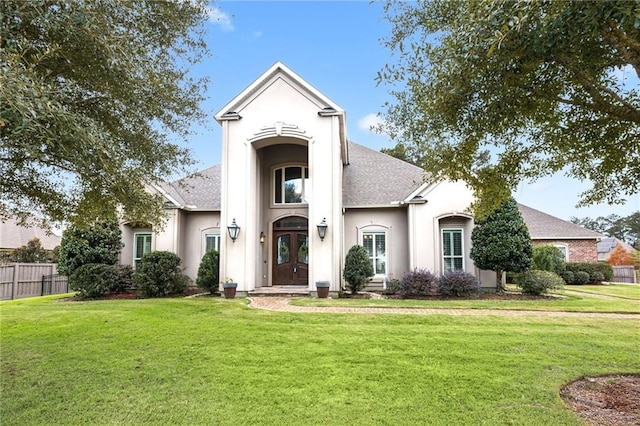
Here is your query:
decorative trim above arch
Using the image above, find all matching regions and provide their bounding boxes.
[248,122,312,143]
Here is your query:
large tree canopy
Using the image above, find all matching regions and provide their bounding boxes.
[1,0,210,226]
[379,0,640,218]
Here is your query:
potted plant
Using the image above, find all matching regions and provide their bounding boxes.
[316,281,330,298]
[223,278,237,299]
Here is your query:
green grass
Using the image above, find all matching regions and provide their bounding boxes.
[2,295,639,425]
[564,284,640,299]
[293,291,640,313]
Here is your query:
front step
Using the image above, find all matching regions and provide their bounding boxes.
[248,285,310,297]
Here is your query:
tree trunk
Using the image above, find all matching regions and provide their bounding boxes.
[495,269,504,293]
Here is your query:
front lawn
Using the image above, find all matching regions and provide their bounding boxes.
[293,291,640,313]
[565,284,640,299]
[1,296,639,425]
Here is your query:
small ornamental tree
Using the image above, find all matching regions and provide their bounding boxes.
[470,197,532,292]
[607,245,634,266]
[531,245,566,275]
[343,245,374,295]
[57,218,123,277]
[196,250,220,294]
[12,238,48,263]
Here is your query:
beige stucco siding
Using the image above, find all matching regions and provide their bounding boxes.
[181,211,221,280]
[343,208,409,285]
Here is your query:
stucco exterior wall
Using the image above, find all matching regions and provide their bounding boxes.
[119,224,153,267]
[181,211,221,280]
[343,208,409,287]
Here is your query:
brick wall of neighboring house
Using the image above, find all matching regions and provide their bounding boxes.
[532,239,598,263]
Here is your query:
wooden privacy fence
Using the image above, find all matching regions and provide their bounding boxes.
[611,266,637,284]
[0,263,69,300]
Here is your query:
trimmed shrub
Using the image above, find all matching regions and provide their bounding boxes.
[531,245,565,275]
[382,278,401,295]
[573,271,591,285]
[399,269,438,298]
[116,265,134,292]
[589,271,605,284]
[516,270,564,295]
[343,245,374,294]
[438,271,481,297]
[133,251,190,297]
[70,263,121,298]
[58,218,123,276]
[560,270,575,285]
[196,250,220,294]
[565,262,613,283]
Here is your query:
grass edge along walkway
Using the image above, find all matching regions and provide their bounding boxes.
[248,297,640,319]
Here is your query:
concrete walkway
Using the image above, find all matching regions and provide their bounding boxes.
[248,297,640,319]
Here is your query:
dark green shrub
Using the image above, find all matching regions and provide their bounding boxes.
[573,271,591,285]
[196,250,220,294]
[531,245,565,274]
[133,251,189,297]
[399,269,438,298]
[12,238,48,263]
[343,245,374,294]
[438,271,481,297]
[58,219,123,276]
[516,270,564,295]
[589,271,605,284]
[70,263,121,298]
[565,262,613,283]
[382,278,401,295]
[116,265,134,292]
[560,270,575,284]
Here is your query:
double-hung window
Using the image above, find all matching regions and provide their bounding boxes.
[274,165,309,204]
[442,229,464,272]
[363,232,386,275]
[134,233,152,268]
[204,234,220,254]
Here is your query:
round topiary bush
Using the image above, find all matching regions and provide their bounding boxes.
[399,269,438,298]
[438,270,481,297]
[343,245,374,294]
[573,271,591,285]
[70,263,121,299]
[133,251,190,297]
[382,278,401,295]
[560,270,575,285]
[516,270,564,295]
[589,271,605,284]
[196,250,220,294]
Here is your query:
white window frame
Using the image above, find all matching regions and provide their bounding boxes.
[133,233,152,268]
[362,231,387,276]
[203,233,221,256]
[273,165,309,205]
[553,243,569,261]
[442,228,464,272]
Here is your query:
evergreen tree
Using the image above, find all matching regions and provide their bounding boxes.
[471,197,532,291]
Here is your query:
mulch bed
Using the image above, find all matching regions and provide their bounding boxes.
[561,374,640,426]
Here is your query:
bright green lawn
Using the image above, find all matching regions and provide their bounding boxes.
[564,284,640,299]
[294,291,640,313]
[2,295,639,425]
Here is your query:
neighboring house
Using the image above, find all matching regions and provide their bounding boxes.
[517,204,603,262]
[597,237,637,262]
[118,62,601,294]
[0,216,62,261]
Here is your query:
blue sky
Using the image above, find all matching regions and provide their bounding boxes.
[183,1,639,221]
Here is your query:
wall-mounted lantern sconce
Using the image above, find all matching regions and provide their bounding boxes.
[260,231,265,244]
[317,218,328,241]
[227,218,240,242]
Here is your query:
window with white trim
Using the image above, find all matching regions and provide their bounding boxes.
[274,165,309,204]
[134,233,152,268]
[204,234,220,255]
[363,232,386,275]
[553,244,569,261]
[442,229,464,272]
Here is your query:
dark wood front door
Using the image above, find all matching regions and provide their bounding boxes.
[273,230,309,285]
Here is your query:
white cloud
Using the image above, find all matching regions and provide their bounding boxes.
[251,30,263,40]
[357,113,383,133]
[206,7,234,32]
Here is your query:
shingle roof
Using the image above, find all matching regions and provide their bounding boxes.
[0,216,62,250]
[517,203,603,240]
[343,141,426,207]
[162,165,221,210]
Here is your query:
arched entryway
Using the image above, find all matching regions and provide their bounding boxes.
[272,216,308,285]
